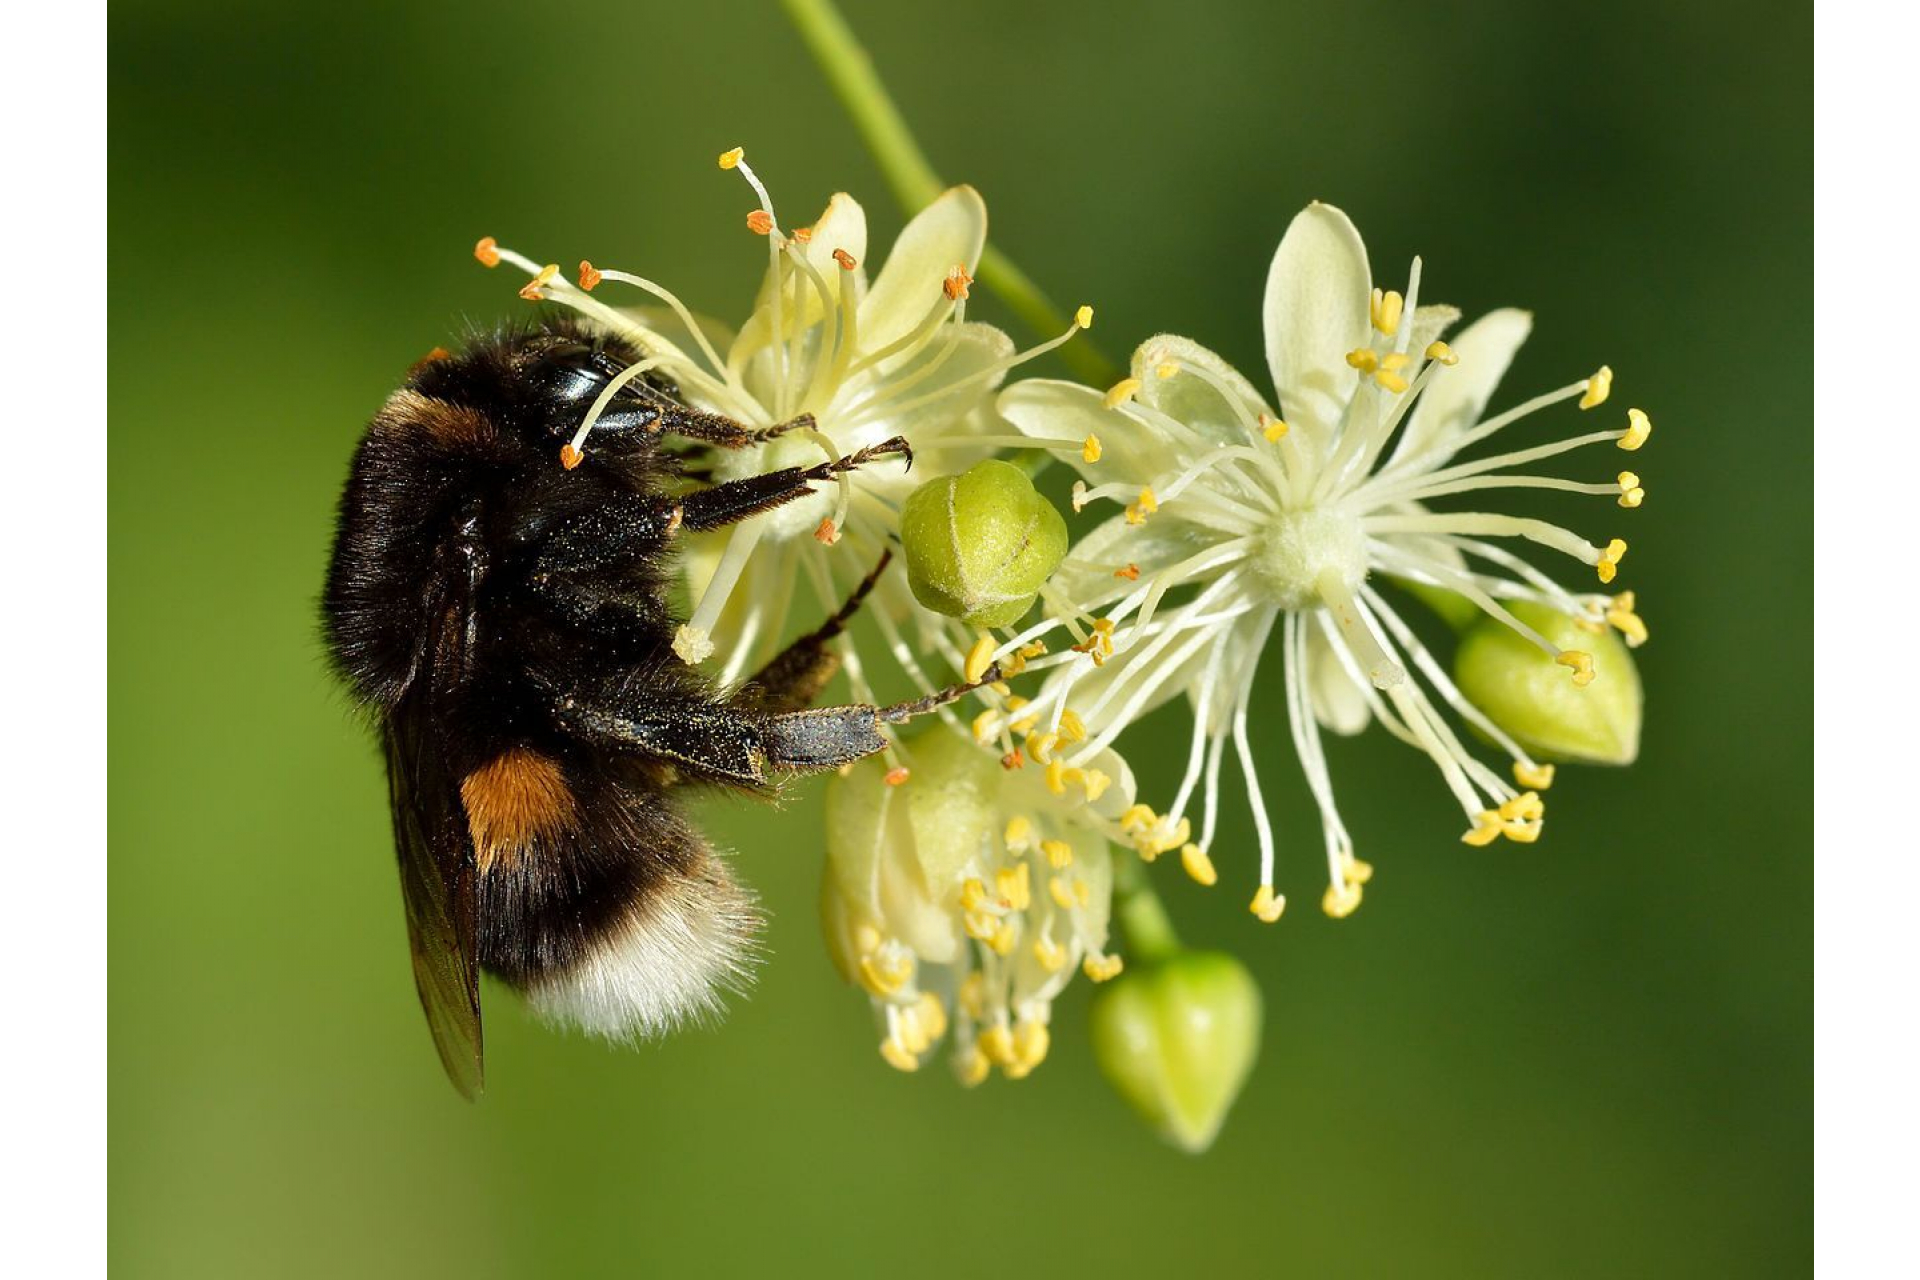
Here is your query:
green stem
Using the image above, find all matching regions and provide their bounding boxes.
[1111,853,1181,965]
[780,0,1123,389]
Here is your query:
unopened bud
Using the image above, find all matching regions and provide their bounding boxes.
[1088,950,1262,1153]
[899,460,1068,629]
[1454,601,1642,765]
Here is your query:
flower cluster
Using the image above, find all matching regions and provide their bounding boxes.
[476,150,1652,1142]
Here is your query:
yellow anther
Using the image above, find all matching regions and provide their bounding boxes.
[1042,839,1074,870]
[894,1008,932,1056]
[956,1045,991,1087]
[1462,811,1505,846]
[1180,843,1218,887]
[994,863,1032,912]
[971,709,999,743]
[1250,883,1286,923]
[858,949,913,997]
[989,680,1012,697]
[1082,434,1103,463]
[473,236,501,267]
[916,993,948,1041]
[1581,365,1613,410]
[1083,954,1125,983]
[1013,1018,1051,1069]
[1501,815,1544,844]
[977,1024,1015,1066]
[1074,304,1094,329]
[1003,815,1034,851]
[879,1035,919,1072]
[1104,377,1142,409]
[1025,731,1058,764]
[1048,876,1077,911]
[1045,757,1068,795]
[1119,804,1155,833]
[1374,369,1410,394]
[943,264,973,301]
[717,146,744,170]
[1514,761,1556,790]
[1262,414,1290,442]
[1342,854,1374,885]
[1322,880,1364,919]
[1136,487,1158,515]
[1005,700,1038,735]
[1371,287,1405,336]
[1605,592,1649,648]
[1426,340,1459,366]
[960,877,990,911]
[989,922,1017,956]
[1379,352,1411,372]
[853,923,883,956]
[1596,537,1628,584]
[1033,934,1067,972]
[965,634,996,684]
[1345,347,1380,374]
[959,971,987,1020]
[1620,407,1651,451]
[1617,471,1645,509]
[1057,710,1086,742]
[1500,791,1545,823]
[1155,360,1180,379]
[746,209,774,236]
[518,263,559,301]
[1555,650,1597,687]
[1079,768,1112,803]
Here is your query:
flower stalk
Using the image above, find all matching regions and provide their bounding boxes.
[779,0,1122,392]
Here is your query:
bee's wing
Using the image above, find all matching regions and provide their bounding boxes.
[385,708,484,1099]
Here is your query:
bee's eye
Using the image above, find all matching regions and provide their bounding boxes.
[527,342,622,406]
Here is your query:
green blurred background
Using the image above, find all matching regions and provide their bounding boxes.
[110,0,1809,1274]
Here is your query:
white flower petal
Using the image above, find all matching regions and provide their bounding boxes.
[1263,202,1371,445]
[999,379,1181,487]
[1049,514,1219,605]
[1398,307,1533,464]
[1307,624,1371,736]
[858,186,988,356]
[1132,333,1270,445]
[845,322,1012,457]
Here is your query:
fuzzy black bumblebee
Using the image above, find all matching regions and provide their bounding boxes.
[323,318,980,1097]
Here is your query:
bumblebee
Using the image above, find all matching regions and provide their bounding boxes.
[323,318,981,1096]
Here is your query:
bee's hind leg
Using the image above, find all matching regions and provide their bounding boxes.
[756,663,1002,774]
[744,550,892,714]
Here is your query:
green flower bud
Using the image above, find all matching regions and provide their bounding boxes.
[898,459,1068,629]
[1453,600,1642,765]
[1089,950,1262,1153]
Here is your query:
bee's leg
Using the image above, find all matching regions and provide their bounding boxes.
[755,665,1002,774]
[550,661,999,782]
[744,550,892,714]
[672,437,913,534]
[635,395,820,450]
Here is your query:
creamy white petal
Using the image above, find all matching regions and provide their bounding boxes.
[1263,202,1371,444]
[1307,623,1372,735]
[859,185,988,356]
[843,322,1013,460]
[998,379,1182,487]
[1398,307,1533,464]
[1132,333,1270,445]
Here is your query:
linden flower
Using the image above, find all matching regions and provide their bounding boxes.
[481,148,1086,690]
[991,203,1653,919]
[820,726,1134,1082]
